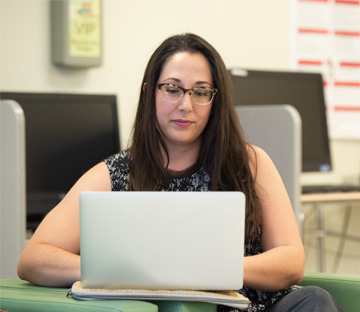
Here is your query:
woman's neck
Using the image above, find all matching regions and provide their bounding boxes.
[161,141,200,171]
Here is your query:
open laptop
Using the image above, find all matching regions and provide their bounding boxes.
[79,191,245,290]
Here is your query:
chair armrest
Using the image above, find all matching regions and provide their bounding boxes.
[299,272,360,312]
[0,279,157,312]
[154,301,216,312]
[0,279,216,312]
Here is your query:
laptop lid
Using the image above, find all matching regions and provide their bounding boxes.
[79,191,245,290]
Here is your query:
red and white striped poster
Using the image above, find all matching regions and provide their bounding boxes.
[290,0,360,139]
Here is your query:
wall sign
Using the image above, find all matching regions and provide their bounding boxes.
[51,0,102,68]
[290,0,360,139]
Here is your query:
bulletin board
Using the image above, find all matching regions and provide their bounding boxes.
[290,0,360,139]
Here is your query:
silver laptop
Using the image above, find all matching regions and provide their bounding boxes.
[79,191,245,290]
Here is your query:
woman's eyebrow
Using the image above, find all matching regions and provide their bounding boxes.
[163,78,211,86]
[195,81,211,86]
[163,77,181,83]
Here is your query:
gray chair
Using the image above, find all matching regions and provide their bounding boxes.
[237,105,303,235]
[1,99,26,278]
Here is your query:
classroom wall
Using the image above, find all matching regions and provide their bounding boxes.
[1,0,360,273]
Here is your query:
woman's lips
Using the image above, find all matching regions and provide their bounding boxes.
[173,119,193,128]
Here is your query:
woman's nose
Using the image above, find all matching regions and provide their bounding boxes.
[177,92,193,111]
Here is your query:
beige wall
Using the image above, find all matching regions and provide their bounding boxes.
[1,0,359,274]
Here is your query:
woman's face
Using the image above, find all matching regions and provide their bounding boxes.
[155,52,214,151]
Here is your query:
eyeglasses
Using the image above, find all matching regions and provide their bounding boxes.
[157,83,218,105]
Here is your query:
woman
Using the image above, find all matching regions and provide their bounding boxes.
[18,33,342,312]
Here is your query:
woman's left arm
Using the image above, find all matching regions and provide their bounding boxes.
[243,145,305,292]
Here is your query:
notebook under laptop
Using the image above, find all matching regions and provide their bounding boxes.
[79,191,245,290]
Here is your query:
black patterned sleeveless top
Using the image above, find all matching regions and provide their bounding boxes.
[104,149,300,312]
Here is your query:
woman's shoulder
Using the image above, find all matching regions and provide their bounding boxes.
[246,144,266,166]
[246,144,268,160]
[104,149,131,191]
[246,144,275,179]
[104,149,131,168]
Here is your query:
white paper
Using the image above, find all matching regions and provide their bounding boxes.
[290,0,360,139]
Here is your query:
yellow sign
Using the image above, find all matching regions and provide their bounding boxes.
[68,0,101,58]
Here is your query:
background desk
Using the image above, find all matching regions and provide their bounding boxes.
[301,192,360,272]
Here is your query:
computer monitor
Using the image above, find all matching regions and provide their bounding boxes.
[0,92,120,231]
[229,69,332,173]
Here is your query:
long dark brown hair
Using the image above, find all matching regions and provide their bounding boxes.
[129,33,261,243]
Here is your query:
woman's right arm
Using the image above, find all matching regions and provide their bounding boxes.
[17,162,112,287]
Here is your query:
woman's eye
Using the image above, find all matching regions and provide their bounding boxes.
[194,89,209,97]
[165,87,180,94]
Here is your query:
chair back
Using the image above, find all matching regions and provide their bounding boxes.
[237,105,302,234]
[1,99,26,278]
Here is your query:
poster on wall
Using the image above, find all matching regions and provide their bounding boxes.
[68,0,102,59]
[51,0,102,68]
[290,0,360,139]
